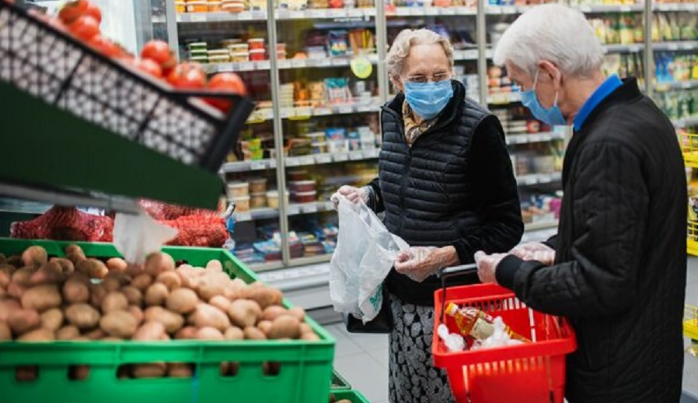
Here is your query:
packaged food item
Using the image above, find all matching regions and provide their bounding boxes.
[249,178,268,193]
[289,180,316,193]
[445,303,529,343]
[227,44,249,53]
[293,191,317,203]
[266,190,289,209]
[222,0,246,12]
[220,38,243,47]
[249,49,265,61]
[190,55,209,64]
[227,182,249,198]
[188,42,208,52]
[287,170,308,181]
[208,1,223,11]
[175,1,187,13]
[250,193,267,209]
[230,52,250,62]
[248,38,266,50]
[233,196,251,212]
[186,1,209,12]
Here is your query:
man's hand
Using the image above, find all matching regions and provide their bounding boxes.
[510,242,555,265]
[394,246,457,283]
[330,186,368,210]
[474,251,508,284]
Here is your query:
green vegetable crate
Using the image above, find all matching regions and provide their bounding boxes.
[0,239,336,403]
[331,369,352,390]
[332,390,371,402]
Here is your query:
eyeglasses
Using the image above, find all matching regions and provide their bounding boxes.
[404,72,451,84]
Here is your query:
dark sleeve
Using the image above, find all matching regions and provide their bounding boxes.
[365,178,384,213]
[455,115,524,263]
[543,235,558,250]
[496,142,648,318]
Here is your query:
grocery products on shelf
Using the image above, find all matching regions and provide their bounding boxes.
[652,12,698,42]
[655,52,698,84]
[589,13,644,45]
[603,52,645,80]
[655,89,698,122]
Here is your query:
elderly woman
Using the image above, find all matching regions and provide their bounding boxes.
[333,29,523,402]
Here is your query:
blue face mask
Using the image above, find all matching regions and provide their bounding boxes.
[520,71,567,126]
[403,80,454,120]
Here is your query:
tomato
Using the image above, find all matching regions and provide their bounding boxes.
[84,2,102,24]
[141,40,174,67]
[58,0,89,24]
[69,15,100,41]
[167,62,207,90]
[204,73,247,112]
[88,35,119,58]
[134,58,163,78]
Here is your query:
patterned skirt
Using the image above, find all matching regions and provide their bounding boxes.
[388,292,456,403]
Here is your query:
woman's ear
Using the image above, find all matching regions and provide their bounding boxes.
[392,75,404,93]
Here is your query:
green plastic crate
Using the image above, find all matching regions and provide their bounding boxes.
[331,390,371,403]
[331,369,352,390]
[0,238,336,403]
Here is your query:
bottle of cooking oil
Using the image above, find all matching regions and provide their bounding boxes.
[445,302,530,343]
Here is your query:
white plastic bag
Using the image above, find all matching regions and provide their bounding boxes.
[113,209,178,264]
[330,195,409,323]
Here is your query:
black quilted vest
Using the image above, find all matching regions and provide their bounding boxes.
[380,80,493,304]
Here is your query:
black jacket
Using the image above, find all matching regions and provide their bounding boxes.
[497,78,687,403]
[369,80,523,306]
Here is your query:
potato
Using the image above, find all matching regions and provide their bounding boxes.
[87,259,108,280]
[228,299,260,328]
[65,303,100,330]
[126,263,145,277]
[100,310,138,338]
[336,400,352,403]
[84,328,106,340]
[132,321,166,341]
[288,307,306,321]
[156,272,181,291]
[175,268,196,289]
[63,278,89,304]
[257,320,272,336]
[160,333,171,341]
[40,308,64,332]
[166,288,198,314]
[0,269,12,288]
[128,306,144,325]
[206,260,223,272]
[195,326,224,341]
[167,363,193,378]
[6,255,23,268]
[22,284,61,312]
[12,267,35,285]
[144,283,169,306]
[242,286,283,309]
[56,325,80,340]
[22,246,48,268]
[301,332,320,341]
[262,306,288,322]
[299,323,313,335]
[0,298,21,322]
[132,362,167,378]
[0,322,11,340]
[102,275,124,293]
[29,262,64,285]
[89,283,107,307]
[15,366,38,381]
[64,244,83,256]
[190,303,230,332]
[175,326,197,340]
[223,287,240,301]
[144,307,184,333]
[106,258,128,274]
[18,328,54,342]
[243,326,267,340]
[7,282,27,299]
[68,365,90,380]
[66,251,86,266]
[224,326,244,340]
[50,258,75,274]
[145,253,175,277]
[209,295,231,313]
[268,316,301,340]
[131,274,153,292]
[102,337,123,341]
[122,286,143,306]
[197,284,224,302]
[101,292,128,314]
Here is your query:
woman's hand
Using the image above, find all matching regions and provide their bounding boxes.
[394,246,459,282]
[331,186,369,210]
[509,242,556,265]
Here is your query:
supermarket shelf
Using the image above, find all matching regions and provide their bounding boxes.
[388,6,477,16]
[289,254,333,267]
[287,201,335,216]
[177,11,267,22]
[489,92,522,105]
[524,220,558,232]
[485,5,535,14]
[506,131,566,145]
[603,44,644,53]
[453,49,480,61]
[280,100,382,119]
[654,80,698,92]
[516,172,562,186]
[286,149,380,167]
[234,207,279,222]
[652,41,698,52]
[176,8,376,23]
[654,3,698,12]
[250,261,285,272]
[220,159,276,173]
[673,117,698,128]
[572,4,644,13]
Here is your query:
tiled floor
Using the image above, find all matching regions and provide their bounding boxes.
[329,258,698,403]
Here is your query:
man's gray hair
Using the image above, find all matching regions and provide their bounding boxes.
[386,29,454,78]
[493,4,604,79]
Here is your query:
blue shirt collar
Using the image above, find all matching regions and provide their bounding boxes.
[573,75,623,132]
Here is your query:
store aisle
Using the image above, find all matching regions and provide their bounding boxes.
[329,258,698,402]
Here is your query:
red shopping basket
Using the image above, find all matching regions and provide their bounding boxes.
[433,283,577,403]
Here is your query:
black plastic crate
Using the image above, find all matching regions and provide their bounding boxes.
[0,2,254,172]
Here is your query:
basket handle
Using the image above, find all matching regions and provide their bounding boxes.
[438,264,478,324]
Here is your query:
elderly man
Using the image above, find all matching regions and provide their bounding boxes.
[474,4,687,403]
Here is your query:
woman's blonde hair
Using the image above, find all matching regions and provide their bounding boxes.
[386,29,454,78]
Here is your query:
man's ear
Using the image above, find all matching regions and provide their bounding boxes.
[538,60,562,91]
[392,75,404,93]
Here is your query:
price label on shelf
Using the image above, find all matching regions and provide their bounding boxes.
[250,161,267,170]
[291,59,306,68]
[668,44,679,51]
[682,82,694,90]
[295,106,312,117]
[286,158,300,167]
[454,6,472,14]
[309,9,326,18]
[529,135,542,143]
[328,9,343,17]
[290,11,304,18]
[314,107,332,116]
[277,60,291,69]
[240,62,254,71]
[258,60,270,70]
[349,151,365,160]
[578,5,591,12]
[396,7,410,15]
[269,160,277,168]
[348,8,362,17]
[540,134,552,142]
[302,204,318,214]
[409,8,423,15]
[190,14,207,22]
[300,156,315,166]
[357,105,374,113]
[280,108,294,118]
[365,148,379,158]
[501,6,515,13]
[235,212,252,222]
[238,12,253,20]
[334,154,349,162]
[338,106,354,114]
[316,155,332,164]
[463,50,478,60]
[441,7,456,14]
[317,59,332,67]
[332,58,347,66]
